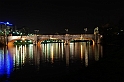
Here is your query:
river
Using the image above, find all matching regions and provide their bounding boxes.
[0,42,103,81]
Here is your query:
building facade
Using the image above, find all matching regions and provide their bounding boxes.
[0,22,14,35]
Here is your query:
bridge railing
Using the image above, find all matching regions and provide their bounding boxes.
[7,35,37,42]
[37,34,95,41]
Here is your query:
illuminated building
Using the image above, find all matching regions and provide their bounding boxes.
[0,22,14,35]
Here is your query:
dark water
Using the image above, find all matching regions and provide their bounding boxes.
[0,42,103,81]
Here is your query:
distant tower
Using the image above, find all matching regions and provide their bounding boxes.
[94,27,100,43]
[94,27,99,34]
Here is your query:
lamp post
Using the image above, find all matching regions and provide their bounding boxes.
[84,28,87,34]
[34,30,39,35]
[65,29,68,34]
[84,28,87,39]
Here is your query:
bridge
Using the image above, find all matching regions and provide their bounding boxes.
[0,27,102,45]
[0,33,102,46]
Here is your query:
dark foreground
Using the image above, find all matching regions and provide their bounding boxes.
[1,45,124,82]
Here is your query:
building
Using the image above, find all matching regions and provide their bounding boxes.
[0,22,14,35]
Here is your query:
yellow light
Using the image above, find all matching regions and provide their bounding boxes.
[22,38,25,40]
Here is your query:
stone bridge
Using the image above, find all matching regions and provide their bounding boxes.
[37,34,102,44]
[0,33,102,45]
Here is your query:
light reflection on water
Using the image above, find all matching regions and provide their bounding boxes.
[0,42,103,78]
[0,46,13,78]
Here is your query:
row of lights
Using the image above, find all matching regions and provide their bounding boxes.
[15,40,32,43]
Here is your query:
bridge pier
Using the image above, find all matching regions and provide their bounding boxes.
[97,34,101,44]
[94,34,101,44]
[94,27,102,44]
[33,41,37,45]
[64,34,69,45]
[64,40,69,45]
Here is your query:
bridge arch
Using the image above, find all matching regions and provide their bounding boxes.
[67,37,95,45]
[8,38,34,46]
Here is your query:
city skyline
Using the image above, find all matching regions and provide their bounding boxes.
[0,1,124,34]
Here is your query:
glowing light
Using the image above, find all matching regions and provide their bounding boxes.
[0,22,4,24]
[120,30,123,31]
[0,22,13,26]
[28,40,32,42]
[0,49,13,78]
[47,41,50,42]
[81,44,83,60]
[51,45,54,63]
[6,22,9,24]
[22,38,25,40]
[8,24,13,26]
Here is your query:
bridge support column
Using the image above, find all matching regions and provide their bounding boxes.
[97,34,101,44]
[33,34,38,45]
[65,40,69,45]
[94,34,97,43]
[65,34,69,45]
[94,34,101,44]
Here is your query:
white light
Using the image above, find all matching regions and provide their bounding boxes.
[47,41,50,42]
[120,30,123,31]
[29,40,32,42]
[6,22,9,24]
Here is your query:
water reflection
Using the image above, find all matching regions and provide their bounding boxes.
[41,43,64,64]
[0,46,13,78]
[65,45,69,66]
[0,42,103,78]
[85,44,88,67]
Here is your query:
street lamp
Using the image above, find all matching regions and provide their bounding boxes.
[65,29,68,34]
[34,30,39,35]
[84,28,87,34]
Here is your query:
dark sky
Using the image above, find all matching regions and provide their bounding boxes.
[0,1,124,34]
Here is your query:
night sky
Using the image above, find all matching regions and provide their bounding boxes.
[0,1,124,34]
